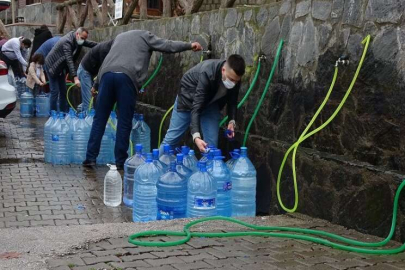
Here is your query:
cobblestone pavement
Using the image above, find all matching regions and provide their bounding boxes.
[0,107,132,229]
[1,107,405,270]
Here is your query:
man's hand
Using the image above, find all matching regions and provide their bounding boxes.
[191,42,202,52]
[74,76,81,87]
[91,87,98,98]
[195,138,208,153]
[227,122,235,139]
[40,82,45,86]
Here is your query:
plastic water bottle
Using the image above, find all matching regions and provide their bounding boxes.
[175,154,192,180]
[181,146,197,172]
[51,113,70,165]
[20,91,34,117]
[131,114,151,153]
[152,149,167,173]
[211,149,232,217]
[35,93,50,117]
[199,145,216,162]
[133,153,162,222]
[187,150,199,172]
[97,112,115,164]
[104,164,122,207]
[85,109,95,126]
[231,147,257,217]
[187,161,217,218]
[71,113,90,164]
[44,110,57,163]
[65,108,75,123]
[157,160,187,220]
[206,151,215,171]
[226,149,241,170]
[159,144,175,166]
[123,144,145,207]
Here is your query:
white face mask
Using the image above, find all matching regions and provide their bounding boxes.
[76,38,84,45]
[222,78,235,89]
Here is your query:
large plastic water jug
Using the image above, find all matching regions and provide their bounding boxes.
[211,149,232,217]
[97,112,115,164]
[226,149,240,170]
[35,93,50,117]
[133,153,162,222]
[159,144,175,166]
[123,144,145,207]
[175,154,192,180]
[44,110,57,163]
[71,113,90,164]
[157,160,187,220]
[231,147,257,217]
[131,114,151,153]
[181,146,198,172]
[104,164,122,207]
[20,91,34,117]
[187,161,217,218]
[152,149,167,173]
[50,113,70,165]
[85,109,95,126]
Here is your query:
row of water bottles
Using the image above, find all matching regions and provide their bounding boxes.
[20,91,50,118]
[103,143,257,221]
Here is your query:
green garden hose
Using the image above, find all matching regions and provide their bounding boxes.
[219,57,263,127]
[66,83,76,112]
[242,40,284,146]
[128,180,405,254]
[277,35,371,213]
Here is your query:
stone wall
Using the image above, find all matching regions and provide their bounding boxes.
[200,0,272,12]
[0,2,58,25]
[75,0,405,241]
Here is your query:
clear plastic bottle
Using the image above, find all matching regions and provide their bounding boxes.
[85,109,95,126]
[152,149,167,173]
[211,149,232,217]
[50,113,70,165]
[181,146,197,172]
[226,149,241,170]
[103,164,122,207]
[133,153,162,222]
[231,147,257,217]
[157,160,187,220]
[187,161,217,218]
[35,92,50,117]
[159,144,174,166]
[175,154,192,180]
[44,110,57,163]
[97,112,115,164]
[71,113,90,164]
[20,91,34,117]
[131,114,151,153]
[123,144,145,207]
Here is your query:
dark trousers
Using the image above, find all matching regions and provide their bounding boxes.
[86,72,136,165]
[0,52,25,78]
[47,69,68,112]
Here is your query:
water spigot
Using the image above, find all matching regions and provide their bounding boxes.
[335,55,350,67]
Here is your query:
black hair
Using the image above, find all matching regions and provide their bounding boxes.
[31,54,44,65]
[22,38,32,47]
[227,54,246,77]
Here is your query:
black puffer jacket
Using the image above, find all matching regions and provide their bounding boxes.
[45,31,97,77]
[177,59,240,135]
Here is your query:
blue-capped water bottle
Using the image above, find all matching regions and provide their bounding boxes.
[133,153,162,222]
[211,149,232,217]
[156,160,187,220]
[152,149,167,173]
[181,146,197,172]
[131,114,151,153]
[175,154,192,180]
[35,92,50,117]
[50,113,70,165]
[44,110,57,163]
[159,144,175,166]
[71,113,90,164]
[20,91,34,117]
[226,149,241,170]
[187,161,217,218]
[123,144,145,207]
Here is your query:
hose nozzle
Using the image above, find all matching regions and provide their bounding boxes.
[335,55,350,67]
[259,54,267,62]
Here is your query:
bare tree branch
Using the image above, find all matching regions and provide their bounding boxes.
[220,0,236,8]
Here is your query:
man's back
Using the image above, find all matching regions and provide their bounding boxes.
[81,39,114,76]
[35,36,61,58]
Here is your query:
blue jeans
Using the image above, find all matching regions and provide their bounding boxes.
[46,67,67,112]
[86,72,136,165]
[161,97,221,153]
[77,64,92,113]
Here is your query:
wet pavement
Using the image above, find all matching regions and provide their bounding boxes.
[0,106,132,228]
[1,106,405,270]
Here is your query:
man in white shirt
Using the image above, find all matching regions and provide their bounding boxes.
[0,37,31,79]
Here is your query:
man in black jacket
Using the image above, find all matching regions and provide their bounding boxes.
[161,54,245,153]
[78,39,114,113]
[45,27,97,112]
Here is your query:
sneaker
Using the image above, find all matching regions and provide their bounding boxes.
[82,160,96,167]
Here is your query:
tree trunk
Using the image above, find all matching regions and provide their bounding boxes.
[220,0,236,8]
[139,0,147,19]
[102,0,108,26]
[57,8,67,33]
[178,0,203,15]
[121,0,139,25]
[68,6,78,28]
[0,19,10,39]
[79,0,89,26]
[162,0,171,17]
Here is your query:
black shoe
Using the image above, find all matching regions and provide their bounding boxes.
[82,160,96,167]
[116,164,124,171]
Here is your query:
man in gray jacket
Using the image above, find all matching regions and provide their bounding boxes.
[45,27,97,112]
[83,30,202,168]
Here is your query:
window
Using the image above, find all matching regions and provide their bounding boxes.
[148,0,160,9]
[26,0,41,5]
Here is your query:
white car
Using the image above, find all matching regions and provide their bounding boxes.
[0,60,16,118]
